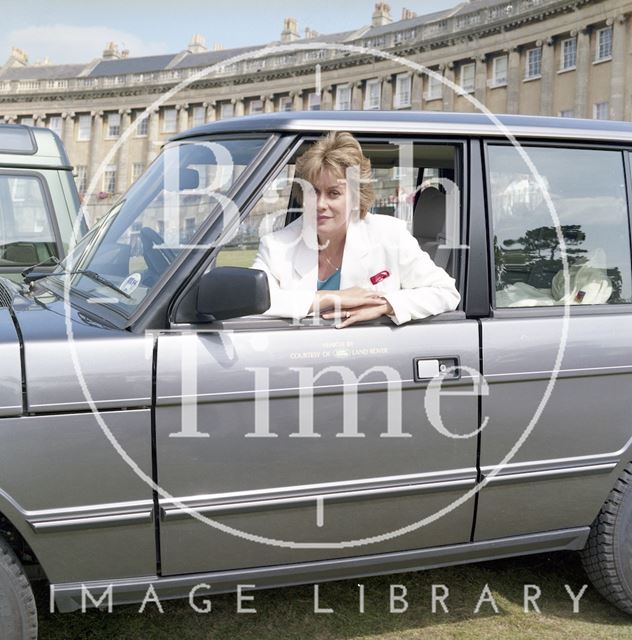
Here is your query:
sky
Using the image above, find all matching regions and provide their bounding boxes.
[0,0,460,65]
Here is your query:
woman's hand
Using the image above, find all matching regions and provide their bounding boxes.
[321,297,394,328]
[310,287,383,314]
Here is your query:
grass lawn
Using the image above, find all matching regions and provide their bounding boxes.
[37,551,632,639]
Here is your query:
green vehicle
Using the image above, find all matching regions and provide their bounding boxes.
[0,124,82,283]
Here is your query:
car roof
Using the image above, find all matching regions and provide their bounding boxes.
[0,124,70,167]
[171,110,632,144]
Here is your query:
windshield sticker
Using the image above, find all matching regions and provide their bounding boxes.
[120,273,142,296]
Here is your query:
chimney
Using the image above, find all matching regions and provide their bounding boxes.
[304,27,319,39]
[102,42,121,60]
[7,47,28,67]
[121,49,130,58]
[187,34,208,54]
[372,2,392,27]
[401,8,417,20]
[281,17,299,43]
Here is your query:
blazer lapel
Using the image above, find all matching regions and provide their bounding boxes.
[340,215,371,289]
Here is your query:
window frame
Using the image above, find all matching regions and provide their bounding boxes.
[459,62,476,93]
[484,138,632,318]
[394,73,412,109]
[491,55,508,87]
[334,84,351,111]
[525,47,542,79]
[560,37,577,70]
[0,169,64,274]
[364,79,381,110]
[161,107,177,134]
[166,133,469,332]
[596,26,613,62]
[77,114,92,141]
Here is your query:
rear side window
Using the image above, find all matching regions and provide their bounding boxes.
[0,174,58,267]
[488,145,632,307]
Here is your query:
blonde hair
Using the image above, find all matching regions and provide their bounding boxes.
[294,131,374,218]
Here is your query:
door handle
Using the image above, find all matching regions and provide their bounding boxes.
[413,357,460,381]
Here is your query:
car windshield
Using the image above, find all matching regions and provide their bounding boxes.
[44,136,268,315]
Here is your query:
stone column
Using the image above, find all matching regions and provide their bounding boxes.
[206,101,217,122]
[34,114,46,129]
[321,85,333,110]
[117,109,131,195]
[291,89,303,110]
[574,27,591,119]
[539,37,555,115]
[62,111,74,150]
[442,63,455,111]
[610,15,627,121]
[88,111,103,189]
[351,81,363,110]
[234,98,245,117]
[411,72,423,110]
[381,75,393,110]
[506,47,521,114]
[474,54,487,105]
[177,103,189,132]
[263,95,274,113]
[146,109,160,165]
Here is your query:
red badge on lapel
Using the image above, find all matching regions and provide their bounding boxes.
[370,270,390,285]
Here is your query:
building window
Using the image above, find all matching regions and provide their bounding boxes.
[19,117,34,127]
[394,74,411,108]
[561,37,577,70]
[525,47,542,79]
[249,99,264,115]
[220,102,234,119]
[425,70,443,100]
[308,92,321,111]
[594,101,610,120]
[279,96,293,112]
[192,106,205,128]
[596,27,613,61]
[48,116,63,137]
[134,111,148,136]
[131,163,145,184]
[364,79,381,110]
[559,109,575,118]
[459,63,475,93]
[491,55,508,86]
[107,112,120,138]
[335,85,351,110]
[103,165,117,194]
[162,108,177,133]
[75,165,88,194]
[77,114,91,141]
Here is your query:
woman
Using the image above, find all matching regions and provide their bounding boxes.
[252,131,460,328]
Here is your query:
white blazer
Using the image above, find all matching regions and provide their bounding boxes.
[251,212,461,325]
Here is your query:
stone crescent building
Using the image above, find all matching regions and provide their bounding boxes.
[0,0,628,220]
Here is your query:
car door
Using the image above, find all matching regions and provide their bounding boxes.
[154,135,483,576]
[475,142,632,543]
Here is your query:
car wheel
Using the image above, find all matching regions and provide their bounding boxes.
[581,462,632,614]
[0,535,37,639]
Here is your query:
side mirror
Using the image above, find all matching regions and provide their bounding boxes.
[196,266,270,321]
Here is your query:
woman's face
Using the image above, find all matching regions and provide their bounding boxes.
[311,169,348,238]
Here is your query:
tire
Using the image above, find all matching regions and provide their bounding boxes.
[581,462,632,615]
[0,535,37,639]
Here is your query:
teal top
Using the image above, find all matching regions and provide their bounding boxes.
[317,269,341,291]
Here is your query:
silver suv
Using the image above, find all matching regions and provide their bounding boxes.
[0,124,81,284]
[1,111,632,638]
